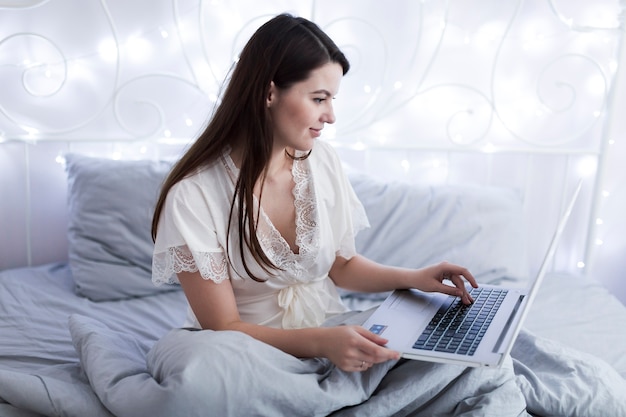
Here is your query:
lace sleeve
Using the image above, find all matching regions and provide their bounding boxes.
[152,167,235,286]
[152,245,229,285]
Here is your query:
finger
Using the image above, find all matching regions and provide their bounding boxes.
[361,346,400,363]
[448,275,474,304]
[354,359,372,372]
[355,350,398,368]
[461,268,479,288]
[453,265,478,289]
[357,326,389,346]
[353,328,401,363]
[360,335,400,360]
[433,280,472,304]
[441,262,478,289]
[435,281,463,298]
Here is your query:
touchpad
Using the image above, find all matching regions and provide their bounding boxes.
[389,290,438,314]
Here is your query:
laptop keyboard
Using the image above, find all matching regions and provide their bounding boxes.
[412,287,507,356]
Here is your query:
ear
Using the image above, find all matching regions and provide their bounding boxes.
[266,81,276,108]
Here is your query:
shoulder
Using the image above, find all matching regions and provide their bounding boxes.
[312,139,339,159]
[168,159,229,205]
[309,140,354,205]
[310,140,342,173]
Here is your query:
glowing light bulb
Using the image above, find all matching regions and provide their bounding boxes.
[98,39,118,62]
[587,74,606,96]
[483,143,496,153]
[352,141,366,150]
[577,157,597,177]
[126,37,152,62]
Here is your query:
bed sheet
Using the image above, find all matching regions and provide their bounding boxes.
[0,262,187,372]
[0,262,187,417]
[1,263,625,416]
[524,271,626,377]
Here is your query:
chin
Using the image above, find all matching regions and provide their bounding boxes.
[296,139,316,152]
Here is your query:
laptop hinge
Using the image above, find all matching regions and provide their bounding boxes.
[493,295,525,353]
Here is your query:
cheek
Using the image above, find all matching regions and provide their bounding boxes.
[283,105,312,128]
[272,97,314,131]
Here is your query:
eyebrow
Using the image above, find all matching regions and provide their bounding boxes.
[311,89,333,97]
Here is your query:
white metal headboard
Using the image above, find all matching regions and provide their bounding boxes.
[0,0,624,285]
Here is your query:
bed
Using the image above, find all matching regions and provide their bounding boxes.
[1,152,625,417]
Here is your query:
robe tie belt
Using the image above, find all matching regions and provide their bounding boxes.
[277,279,328,329]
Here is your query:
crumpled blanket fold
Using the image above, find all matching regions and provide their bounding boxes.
[67,313,626,417]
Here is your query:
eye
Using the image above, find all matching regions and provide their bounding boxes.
[313,97,326,104]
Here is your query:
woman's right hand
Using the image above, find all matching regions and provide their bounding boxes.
[178,270,399,372]
[318,325,400,372]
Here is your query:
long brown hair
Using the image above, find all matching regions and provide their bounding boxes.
[151,14,350,281]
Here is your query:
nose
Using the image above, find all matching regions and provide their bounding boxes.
[322,103,336,124]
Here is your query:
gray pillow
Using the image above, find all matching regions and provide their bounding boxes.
[350,171,529,286]
[65,154,177,301]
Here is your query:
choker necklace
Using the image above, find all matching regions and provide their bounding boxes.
[284,148,312,161]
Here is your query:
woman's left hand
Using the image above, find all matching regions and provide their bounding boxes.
[412,261,478,305]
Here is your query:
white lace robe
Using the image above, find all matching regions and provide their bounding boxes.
[152,141,369,329]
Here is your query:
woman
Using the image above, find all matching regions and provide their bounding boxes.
[149,14,626,417]
[151,12,476,374]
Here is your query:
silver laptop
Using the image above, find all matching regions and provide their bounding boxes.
[361,179,583,368]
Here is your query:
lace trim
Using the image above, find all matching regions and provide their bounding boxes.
[292,158,318,261]
[152,245,229,285]
[256,157,319,276]
[220,150,319,277]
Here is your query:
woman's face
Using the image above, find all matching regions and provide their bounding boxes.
[267,62,343,152]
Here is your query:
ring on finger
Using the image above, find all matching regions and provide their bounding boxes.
[359,360,365,369]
